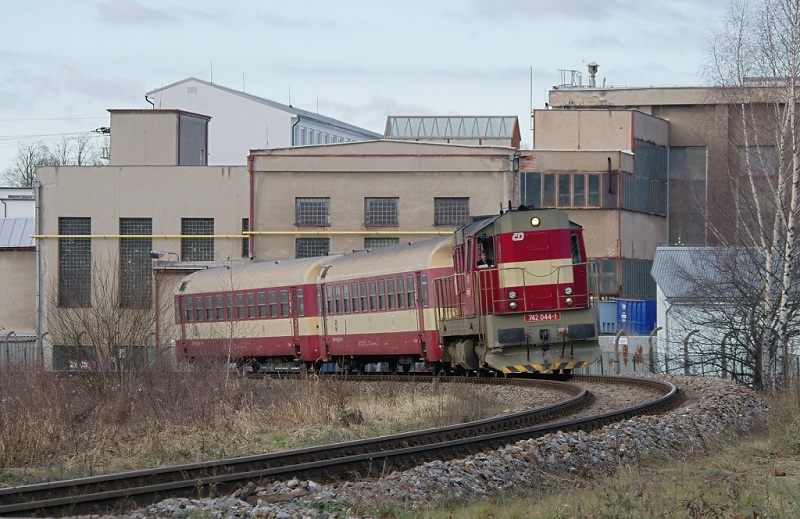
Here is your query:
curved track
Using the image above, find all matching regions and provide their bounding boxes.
[0,375,679,517]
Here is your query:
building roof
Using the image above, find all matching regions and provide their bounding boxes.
[0,218,35,249]
[384,116,520,142]
[146,77,382,139]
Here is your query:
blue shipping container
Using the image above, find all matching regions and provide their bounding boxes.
[616,298,656,335]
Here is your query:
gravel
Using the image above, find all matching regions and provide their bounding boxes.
[78,374,766,519]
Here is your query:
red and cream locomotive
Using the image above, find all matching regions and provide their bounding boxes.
[174,207,601,374]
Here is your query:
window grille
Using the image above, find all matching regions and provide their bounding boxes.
[295,238,329,258]
[120,218,152,308]
[59,217,91,307]
[364,237,399,249]
[434,197,470,226]
[295,197,330,226]
[181,218,214,261]
[364,197,399,226]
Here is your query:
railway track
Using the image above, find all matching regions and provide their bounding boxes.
[0,374,679,517]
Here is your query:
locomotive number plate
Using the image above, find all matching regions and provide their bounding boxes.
[525,312,561,322]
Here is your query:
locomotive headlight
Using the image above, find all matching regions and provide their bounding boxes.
[508,290,518,299]
[509,301,518,310]
[564,297,574,307]
[530,217,541,227]
[564,286,573,295]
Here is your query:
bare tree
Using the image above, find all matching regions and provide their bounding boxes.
[45,257,159,391]
[1,143,51,187]
[691,0,800,389]
[2,135,106,187]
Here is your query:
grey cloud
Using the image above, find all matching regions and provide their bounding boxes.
[96,0,177,25]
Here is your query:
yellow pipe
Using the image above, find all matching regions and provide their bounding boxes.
[31,230,450,239]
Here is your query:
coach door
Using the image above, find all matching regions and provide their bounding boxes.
[290,287,302,358]
[413,272,428,357]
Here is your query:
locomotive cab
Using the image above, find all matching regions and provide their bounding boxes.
[434,207,601,374]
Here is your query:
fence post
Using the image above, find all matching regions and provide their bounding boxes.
[613,330,625,375]
[684,330,699,376]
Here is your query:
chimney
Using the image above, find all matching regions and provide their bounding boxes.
[587,62,599,88]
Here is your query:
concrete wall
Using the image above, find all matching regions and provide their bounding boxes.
[0,250,35,333]
[251,141,517,258]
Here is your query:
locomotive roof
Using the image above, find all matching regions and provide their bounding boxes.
[320,236,454,282]
[178,256,335,294]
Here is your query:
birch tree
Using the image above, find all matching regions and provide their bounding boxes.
[701,0,800,389]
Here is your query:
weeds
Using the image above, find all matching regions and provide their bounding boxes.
[0,365,501,486]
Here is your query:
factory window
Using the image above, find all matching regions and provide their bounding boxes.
[542,174,556,206]
[364,197,399,226]
[364,237,399,249]
[558,174,571,206]
[588,174,601,206]
[434,197,470,226]
[242,218,250,258]
[58,217,92,307]
[521,172,541,208]
[119,218,152,308]
[295,237,329,258]
[181,218,214,261]
[295,197,330,226]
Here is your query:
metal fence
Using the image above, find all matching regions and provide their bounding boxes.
[0,334,40,367]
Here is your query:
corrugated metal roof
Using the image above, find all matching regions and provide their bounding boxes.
[651,246,768,299]
[0,218,35,249]
[147,77,382,139]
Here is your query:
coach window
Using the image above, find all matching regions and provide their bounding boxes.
[297,289,305,316]
[360,281,368,311]
[368,281,377,311]
[226,294,234,321]
[378,280,386,311]
[236,293,245,320]
[269,290,278,318]
[205,296,214,321]
[351,282,360,312]
[247,293,256,319]
[258,291,267,318]
[334,285,343,314]
[397,277,406,308]
[175,300,181,323]
[326,286,334,314]
[406,275,416,308]
[185,297,194,322]
[419,274,429,307]
[387,278,396,309]
[216,295,225,320]
[196,297,204,321]
[343,284,351,313]
[280,290,289,317]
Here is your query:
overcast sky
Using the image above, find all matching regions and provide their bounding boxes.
[0,0,731,176]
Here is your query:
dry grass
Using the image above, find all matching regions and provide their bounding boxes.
[0,363,501,487]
